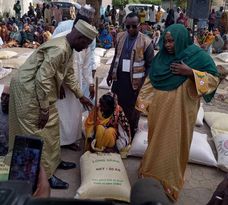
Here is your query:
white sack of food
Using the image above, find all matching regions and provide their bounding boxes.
[0,68,12,80]
[104,48,115,58]
[189,131,217,167]
[95,48,106,57]
[128,117,148,157]
[95,55,101,68]
[213,132,228,172]
[98,76,111,90]
[128,130,217,167]
[195,106,204,126]
[75,151,131,202]
[106,57,113,65]
[204,112,228,131]
[138,117,148,132]
[0,51,17,59]
[216,52,228,63]
[127,130,147,157]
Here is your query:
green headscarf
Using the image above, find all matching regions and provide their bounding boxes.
[149,24,219,102]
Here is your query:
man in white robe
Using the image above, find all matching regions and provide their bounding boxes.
[53,5,96,147]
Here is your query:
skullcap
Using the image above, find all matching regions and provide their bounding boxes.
[74,19,98,40]
[79,4,95,19]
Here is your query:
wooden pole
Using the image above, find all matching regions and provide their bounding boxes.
[94,76,99,132]
[84,77,98,152]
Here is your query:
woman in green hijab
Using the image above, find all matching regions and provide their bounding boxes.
[136,24,219,202]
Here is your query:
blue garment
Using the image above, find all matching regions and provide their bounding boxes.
[17,21,24,31]
[10,32,22,43]
[198,19,208,29]
[98,29,112,49]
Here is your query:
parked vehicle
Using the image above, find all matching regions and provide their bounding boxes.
[51,2,80,20]
[124,3,165,16]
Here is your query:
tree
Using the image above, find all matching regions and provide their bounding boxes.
[112,0,128,7]
[86,0,101,26]
[176,0,187,8]
[139,0,162,4]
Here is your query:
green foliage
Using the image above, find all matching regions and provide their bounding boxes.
[129,0,141,3]
[138,0,162,5]
[112,0,128,7]
[175,0,187,8]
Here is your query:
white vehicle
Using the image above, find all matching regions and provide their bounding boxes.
[124,3,165,16]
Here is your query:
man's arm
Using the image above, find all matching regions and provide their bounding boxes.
[35,48,65,109]
[64,57,93,110]
[64,56,83,99]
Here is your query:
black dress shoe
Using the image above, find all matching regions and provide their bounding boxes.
[57,160,76,170]
[48,175,69,189]
[61,143,81,151]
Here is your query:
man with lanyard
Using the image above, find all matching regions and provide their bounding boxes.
[107,12,154,137]
[52,5,97,149]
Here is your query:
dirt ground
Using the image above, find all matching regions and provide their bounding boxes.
[0,47,228,204]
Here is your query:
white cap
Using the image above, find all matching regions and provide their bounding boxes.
[79,4,95,19]
[74,19,98,40]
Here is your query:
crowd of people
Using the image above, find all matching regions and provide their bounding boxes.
[0,1,76,48]
[96,5,228,53]
[0,1,228,204]
[1,2,227,53]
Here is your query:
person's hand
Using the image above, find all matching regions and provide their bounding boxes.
[79,96,93,110]
[89,84,95,99]
[170,61,193,77]
[217,65,228,80]
[59,85,66,99]
[106,74,112,86]
[38,108,49,129]
[33,165,50,198]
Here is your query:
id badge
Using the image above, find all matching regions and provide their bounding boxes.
[122,59,130,72]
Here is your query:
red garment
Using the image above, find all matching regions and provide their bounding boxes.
[176,14,188,27]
